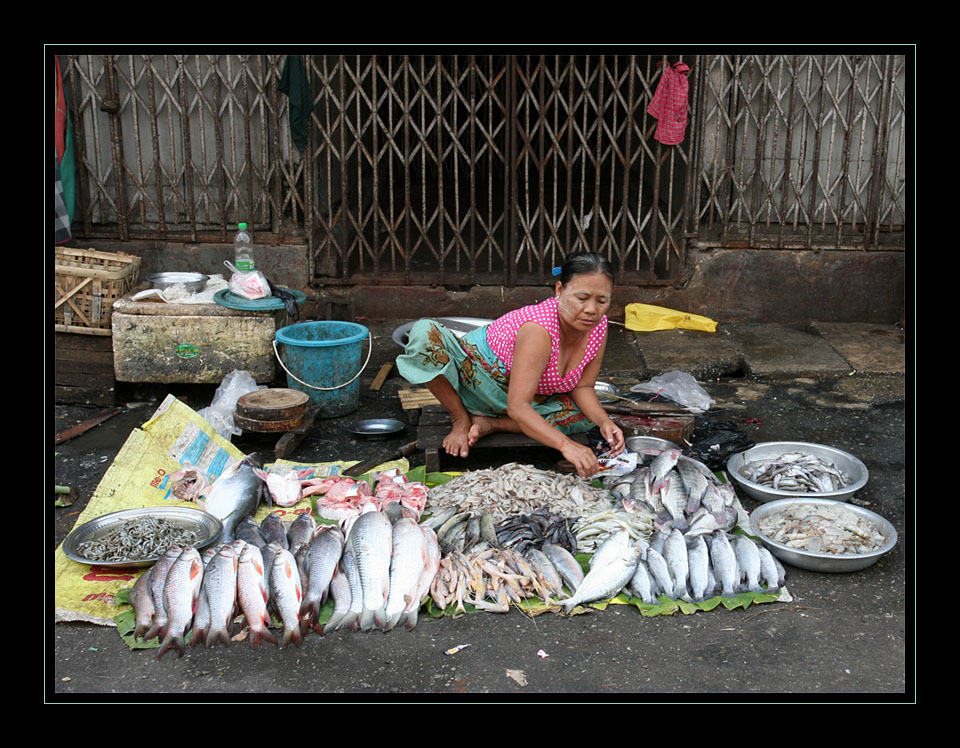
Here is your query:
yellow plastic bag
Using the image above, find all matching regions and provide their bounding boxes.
[624,302,717,333]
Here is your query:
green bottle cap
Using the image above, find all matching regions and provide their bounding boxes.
[238,222,248,230]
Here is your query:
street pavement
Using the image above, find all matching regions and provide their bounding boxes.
[51,319,910,702]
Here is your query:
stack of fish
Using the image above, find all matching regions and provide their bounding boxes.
[494,508,577,555]
[557,528,785,612]
[738,451,852,493]
[429,546,565,614]
[590,448,740,550]
[426,463,613,521]
[129,506,445,657]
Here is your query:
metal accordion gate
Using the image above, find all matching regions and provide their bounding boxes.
[59,53,905,288]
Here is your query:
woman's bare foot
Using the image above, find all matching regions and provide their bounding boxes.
[443,415,473,457]
[467,415,521,446]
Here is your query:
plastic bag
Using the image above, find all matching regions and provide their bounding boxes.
[225,260,272,300]
[629,370,716,413]
[624,302,717,333]
[197,370,266,440]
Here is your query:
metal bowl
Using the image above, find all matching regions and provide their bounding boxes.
[727,441,868,504]
[62,506,223,567]
[392,317,493,348]
[347,418,406,437]
[148,272,210,293]
[625,435,680,458]
[749,498,897,572]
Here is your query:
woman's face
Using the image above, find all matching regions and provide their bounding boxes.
[555,271,613,332]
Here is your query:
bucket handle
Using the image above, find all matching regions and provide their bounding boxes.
[272,333,373,392]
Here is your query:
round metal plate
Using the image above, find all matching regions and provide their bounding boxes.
[61,506,223,568]
[213,288,307,311]
[346,418,406,436]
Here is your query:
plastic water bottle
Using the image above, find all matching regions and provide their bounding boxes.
[233,222,255,272]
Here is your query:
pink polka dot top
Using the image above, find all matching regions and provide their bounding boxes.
[486,296,608,395]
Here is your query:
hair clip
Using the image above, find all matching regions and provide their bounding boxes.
[551,266,562,277]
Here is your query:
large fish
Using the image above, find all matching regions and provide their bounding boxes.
[542,543,584,593]
[589,529,632,572]
[404,526,441,630]
[644,547,674,599]
[236,543,277,649]
[561,544,643,614]
[627,558,659,605]
[663,529,689,600]
[734,536,764,594]
[129,569,156,641]
[201,545,239,648]
[659,473,690,531]
[649,448,682,492]
[143,545,183,641]
[269,544,304,647]
[321,565,353,635]
[709,532,739,598]
[384,518,429,631]
[201,453,268,543]
[299,526,344,632]
[338,545,365,632]
[236,516,267,548]
[757,546,782,594]
[287,511,318,552]
[686,535,711,602]
[349,508,394,631]
[188,546,220,648]
[157,547,204,659]
[259,512,289,549]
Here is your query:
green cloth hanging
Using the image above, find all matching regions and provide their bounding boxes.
[279,55,311,153]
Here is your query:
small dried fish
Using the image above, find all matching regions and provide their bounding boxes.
[75,518,201,562]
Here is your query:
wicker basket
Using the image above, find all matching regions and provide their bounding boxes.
[54,248,142,335]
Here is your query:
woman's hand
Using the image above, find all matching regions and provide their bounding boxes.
[599,419,625,457]
[560,439,603,479]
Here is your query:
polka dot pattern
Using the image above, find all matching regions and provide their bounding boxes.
[486,296,607,395]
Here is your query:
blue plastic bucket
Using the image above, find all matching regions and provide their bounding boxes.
[273,321,371,417]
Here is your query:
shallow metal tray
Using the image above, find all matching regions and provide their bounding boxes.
[727,441,869,503]
[346,418,407,436]
[62,506,223,567]
[749,498,897,573]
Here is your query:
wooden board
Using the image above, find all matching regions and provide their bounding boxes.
[369,362,393,391]
[399,387,441,410]
[55,333,117,406]
[236,388,310,421]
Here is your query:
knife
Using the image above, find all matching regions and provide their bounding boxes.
[342,440,419,477]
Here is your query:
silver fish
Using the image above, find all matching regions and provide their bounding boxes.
[734,536,764,594]
[627,559,659,605]
[686,535,711,602]
[349,509,394,631]
[339,544,365,632]
[589,529,632,572]
[236,543,276,648]
[643,548,674,600]
[157,547,204,659]
[129,569,156,641]
[525,548,565,600]
[561,545,643,613]
[659,473,689,531]
[236,515,267,548]
[404,526,441,630]
[542,542,584,593]
[757,546,782,594]
[202,453,268,543]
[202,545,239,648]
[259,512,289,549]
[709,532,739,598]
[649,449,682,492]
[677,460,709,514]
[663,529,689,600]
[299,526,344,632]
[143,545,183,641]
[384,518,429,631]
[322,565,353,634]
[269,544,304,647]
[287,512,317,552]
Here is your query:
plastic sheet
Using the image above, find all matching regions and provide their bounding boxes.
[624,302,717,333]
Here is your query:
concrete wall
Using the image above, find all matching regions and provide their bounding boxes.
[80,240,905,325]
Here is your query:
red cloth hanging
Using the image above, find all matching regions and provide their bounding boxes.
[647,61,690,146]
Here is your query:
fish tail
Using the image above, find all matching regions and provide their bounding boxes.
[402,610,419,630]
[282,625,303,648]
[206,626,232,649]
[157,634,185,660]
[189,627,208,649]
[249,623,278,649]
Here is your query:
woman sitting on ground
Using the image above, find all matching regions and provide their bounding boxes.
[396,252,624,478]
